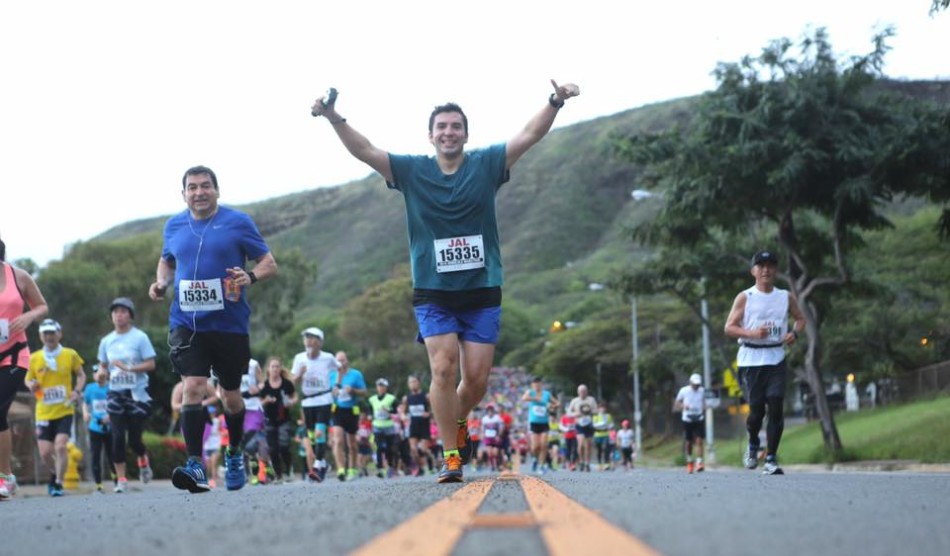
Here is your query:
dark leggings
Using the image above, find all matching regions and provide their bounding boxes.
[565,437,578,464]
[0,367,26,432]
[89,429,115,483]
[747,396,785,456]
[111,412,147,464]
[265,423,292,478]
[375,432,398,469]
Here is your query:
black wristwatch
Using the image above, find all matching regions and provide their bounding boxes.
[248,271,258,284]
[548,93,565,109]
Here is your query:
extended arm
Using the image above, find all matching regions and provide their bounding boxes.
[505,80,580,169]
[311,93,393,183]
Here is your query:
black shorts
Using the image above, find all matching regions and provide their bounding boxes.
[333,406,359,434]
[168,326,251,391]
[530,422,550,434]
[0,366,26,430]
[740,360,788,407]
[575,424,595,438]
[409,420,431,440]
[107,390,151,419]
[682,419,705,442]
[36,415,73,442]
[303,405,332,430]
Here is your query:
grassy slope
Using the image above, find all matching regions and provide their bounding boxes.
[643,396,950,467]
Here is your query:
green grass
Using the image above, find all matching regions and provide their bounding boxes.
[647,396,950,467]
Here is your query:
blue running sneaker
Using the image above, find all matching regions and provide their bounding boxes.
[224,447,246,491]
[172,457,211,493]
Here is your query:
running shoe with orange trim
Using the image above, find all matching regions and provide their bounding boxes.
[438,454,464,483]
[686,461,695,474]
[457,421,471,465]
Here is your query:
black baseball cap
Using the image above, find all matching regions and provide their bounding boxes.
[751,250,779,266]
[110,297,136,318]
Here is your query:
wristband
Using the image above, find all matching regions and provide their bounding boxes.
[330,118,347,125]
[248,271,258,284]
[548,93,565,109]
[792,330,799,339]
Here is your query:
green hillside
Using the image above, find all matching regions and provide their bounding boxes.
[98,97,695,327]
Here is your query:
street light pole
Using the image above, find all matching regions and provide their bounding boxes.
[596,362,603,401]
[632,298,643,451]
[701,290,716,464]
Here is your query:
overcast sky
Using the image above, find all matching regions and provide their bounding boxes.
[3,0,948,267]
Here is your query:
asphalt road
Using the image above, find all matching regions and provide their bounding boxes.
[2,466,948,556]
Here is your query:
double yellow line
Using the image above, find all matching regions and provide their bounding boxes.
[350,472,659,556]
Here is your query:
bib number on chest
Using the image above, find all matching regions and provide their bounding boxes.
[43,385,67,404]
[111,370,136,388]
[434,235,484,273]
[179,279,224,312]
[304,376,327,393]
[0,319,9,343]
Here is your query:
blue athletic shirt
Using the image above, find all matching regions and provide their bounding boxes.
[526,390,552,424]
[161,205,270,334]
[83,382,110,433]
[329,368,366,409]
[387,144,509,291]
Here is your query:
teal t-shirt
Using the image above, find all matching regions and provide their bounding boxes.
[329,368,366,409]
[387,144,509,291]
[526,390,552,424]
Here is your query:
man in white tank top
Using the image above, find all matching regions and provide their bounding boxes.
[724,250,805,475]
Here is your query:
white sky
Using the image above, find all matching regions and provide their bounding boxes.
[3,0,948,267]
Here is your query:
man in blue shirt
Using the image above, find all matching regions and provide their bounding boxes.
[312,80,580,482]
[149,165,278,492]
[329,351,366,481]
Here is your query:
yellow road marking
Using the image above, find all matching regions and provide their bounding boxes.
[348,479,492,556]
[519,475,661,556]
[350,473,660,556]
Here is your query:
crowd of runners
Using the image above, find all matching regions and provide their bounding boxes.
[4,310,648,498]
[1,80,802,498]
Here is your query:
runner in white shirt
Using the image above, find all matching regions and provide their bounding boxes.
[724,250,806,475]
[617,419,636,471]
[567,385,598,472]
[480,405,505,472]
[291,327,339,482]
[674,373,706,473]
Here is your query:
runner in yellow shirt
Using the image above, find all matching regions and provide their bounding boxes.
[26,319,85,496]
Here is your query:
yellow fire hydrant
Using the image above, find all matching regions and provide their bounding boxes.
[64,441,83,491]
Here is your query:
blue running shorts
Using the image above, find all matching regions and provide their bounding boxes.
[414,304,501,345]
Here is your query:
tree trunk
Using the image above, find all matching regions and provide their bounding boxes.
[801,301,843,453]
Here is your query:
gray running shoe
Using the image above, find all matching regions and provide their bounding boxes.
[762,460,784,475]
[744,450,758,470]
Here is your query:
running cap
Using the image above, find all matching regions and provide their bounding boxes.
[376,378,389,387]
[39,319,61,333]
[301,327,324,340]
[752,250,779,266]
[689,373,703,386]
[110,297,136,318]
